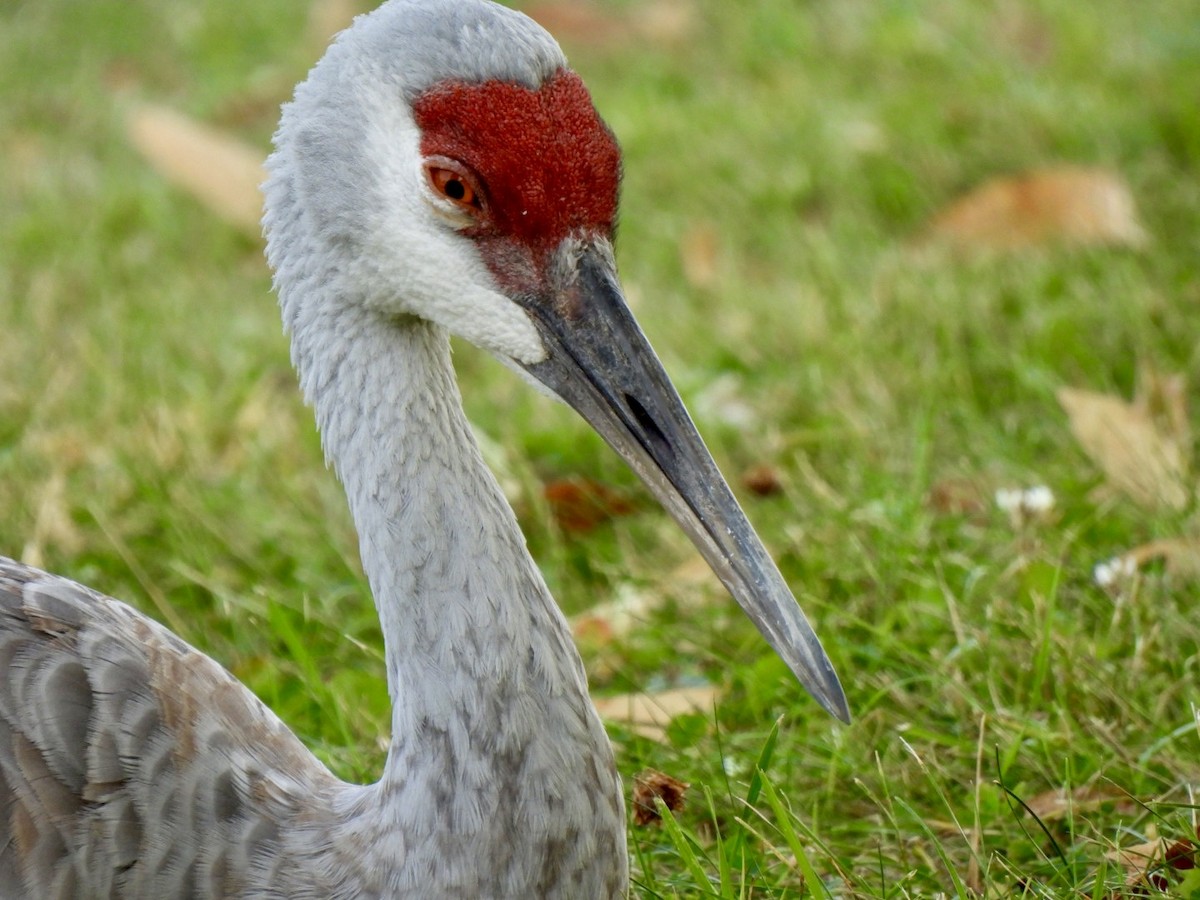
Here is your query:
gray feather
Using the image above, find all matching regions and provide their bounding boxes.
[0,559,358,898]
[343,0,567,99]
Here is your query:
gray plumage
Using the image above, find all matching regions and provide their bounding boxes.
[0,560,351,898]
[0,0,846,896]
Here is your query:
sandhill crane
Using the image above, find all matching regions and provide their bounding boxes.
[0,0,848,896]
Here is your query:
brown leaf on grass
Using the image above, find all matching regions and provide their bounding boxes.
[923,166,1147,253]
[1166,839,1196,871]
[926,476,987,516]
[592,685,718,741]
[631,769,689,826]
[1058,385,1191,511]
[125,103,266,238]
[544,477,635,534]
[1023,784,1131,821]
[1136,364,1191,461]
[1108,836,1163,869]
[1118,538,1200,581]
[1103,830,1198,892]
[742,463,784,497]
[1108,836,1172,890]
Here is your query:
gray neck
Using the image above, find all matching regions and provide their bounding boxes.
[272,269,625,894]
[288,295,590,767]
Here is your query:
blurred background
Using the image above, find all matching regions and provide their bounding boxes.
[2,0,1198,894]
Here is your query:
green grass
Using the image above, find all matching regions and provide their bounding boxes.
[3,0,1199,895]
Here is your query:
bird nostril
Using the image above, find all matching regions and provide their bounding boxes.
[623,393,673,459]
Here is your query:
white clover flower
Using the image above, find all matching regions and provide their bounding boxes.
[1022,485,1055,514]
[994,488,1023,512]
[1094,555,1137,588]
[995,485,1056,526]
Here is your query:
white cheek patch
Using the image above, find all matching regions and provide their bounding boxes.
[358,92,548,365]
[400,263,548,364]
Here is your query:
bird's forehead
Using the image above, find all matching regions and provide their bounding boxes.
[412,70,621,250]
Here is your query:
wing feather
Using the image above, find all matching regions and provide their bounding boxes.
[0,557,348,898]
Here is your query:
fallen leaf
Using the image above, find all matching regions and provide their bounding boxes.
[1023,784,1130,821]
[1107,836,1164,873]
[125,103,266,237]
[1136,364,1191,462]
[1122,538,1200,580]
[1166,839,1196,871]
[926,477,987,516]
[1058,386,1191,511]
[543,476,635,533]
[923,166,1147,252]
[592,685,719,741]
[631,769,689,826]
[742,463,784,497]
[1105,834,1183,892]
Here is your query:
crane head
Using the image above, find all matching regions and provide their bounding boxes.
[266,0,849,723]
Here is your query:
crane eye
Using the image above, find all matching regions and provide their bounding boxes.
[423,160,482,213]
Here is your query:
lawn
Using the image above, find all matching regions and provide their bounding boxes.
[2,0,1198,896]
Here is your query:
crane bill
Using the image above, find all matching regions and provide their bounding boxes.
[517,240,851,723]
